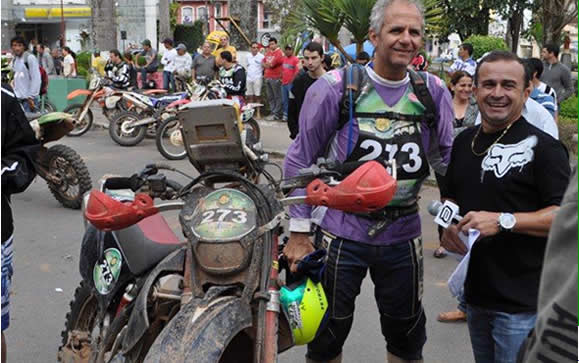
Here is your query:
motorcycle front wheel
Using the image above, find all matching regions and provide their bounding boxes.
[63,103,94,137]
[58,281,132,363]
[244,118,261,142]
[45,144,93,209]
[109,111,147,146]
[155,116,187,160]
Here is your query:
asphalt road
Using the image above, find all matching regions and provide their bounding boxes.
[6,124,473,363]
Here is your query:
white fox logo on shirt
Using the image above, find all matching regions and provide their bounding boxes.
[481,136,538,178]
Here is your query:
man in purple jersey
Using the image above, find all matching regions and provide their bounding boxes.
[282,1,454,362]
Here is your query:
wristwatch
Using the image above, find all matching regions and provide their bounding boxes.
[498,213,516,232]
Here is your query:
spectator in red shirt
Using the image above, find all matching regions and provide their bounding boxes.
[262,37,284,120]
[281,45,300,121]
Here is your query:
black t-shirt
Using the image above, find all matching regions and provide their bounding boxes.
[440,117,570,313]
[288,70,318,139]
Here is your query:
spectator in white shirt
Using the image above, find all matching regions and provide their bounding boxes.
[161,38,178,91]
[173,43,193,91]
[10,36,41,112]
[246,41,265,106]
[62,47,77,78]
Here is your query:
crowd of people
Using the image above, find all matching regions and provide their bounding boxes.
[1,0,577,362]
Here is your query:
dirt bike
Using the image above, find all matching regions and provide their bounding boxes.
[108,87,193,147]
[155,82,261,161]
[27,111,93,209]
[64,72,166,137]
[57,99,397,362]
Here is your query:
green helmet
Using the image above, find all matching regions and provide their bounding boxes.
[280,278,328,345]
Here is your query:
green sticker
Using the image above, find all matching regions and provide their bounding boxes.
[93,248,122,295]
[190,189,257,242]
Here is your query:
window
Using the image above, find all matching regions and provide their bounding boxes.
[181,7,193,25]
[214,3,222,18]
[197,6,208,21]
[262,6,273,29]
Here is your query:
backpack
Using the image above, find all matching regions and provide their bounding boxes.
[338,64,437,131]
[22,51,49,95]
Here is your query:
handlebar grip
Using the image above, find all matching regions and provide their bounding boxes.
[166,180,183,191]
[330,161,367,175]
[103,177,134,190]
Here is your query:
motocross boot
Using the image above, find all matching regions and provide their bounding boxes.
[387,352,423,363]
[306,353,343,363]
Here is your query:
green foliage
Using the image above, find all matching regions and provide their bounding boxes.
[439,0,493,41]
[76,51,91,70]
[463,35,508,60]
[559,96,578,119]
[77,65,89,79]
[173,20,204,54]
[170,3,180,32]
[335,0,375,54]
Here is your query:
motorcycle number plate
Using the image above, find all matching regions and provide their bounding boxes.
[190,188,257,242]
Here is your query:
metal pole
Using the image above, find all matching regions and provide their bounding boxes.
[60,0,65,47]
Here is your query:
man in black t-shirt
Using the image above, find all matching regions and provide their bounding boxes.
[287,42,326,140]
[439,51,570,363]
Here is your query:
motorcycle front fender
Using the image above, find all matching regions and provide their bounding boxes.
[143,295,253,363]
[122,247,186,353]
[67,89,92,100]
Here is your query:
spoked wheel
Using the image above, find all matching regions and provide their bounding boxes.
[156,116,187,160]
[63,103,94,137]
[109,111,146,146]
[45,144,93,209]
[42,100,57,113]
[58,281,132,363]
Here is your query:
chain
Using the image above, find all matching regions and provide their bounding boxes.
[471,122,515,157]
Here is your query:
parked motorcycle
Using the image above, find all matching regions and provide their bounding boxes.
[155,81,261,160]
[64,73,166,137]
[108,89,192,147]
[27,111,93,209]
[57,99,397,362]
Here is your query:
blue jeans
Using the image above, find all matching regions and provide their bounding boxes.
[457,288,466,312]
[163,71,175,91]
[467,305,537,363]
[281,83,292,120]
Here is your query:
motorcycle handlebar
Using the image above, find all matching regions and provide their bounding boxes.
[103,177,136,190]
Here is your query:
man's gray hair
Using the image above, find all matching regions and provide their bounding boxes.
[369,0,425,33]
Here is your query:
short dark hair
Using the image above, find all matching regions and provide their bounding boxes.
[461,43,474,57]
[123,51,133,61]
[285,45,293,50]
[269,37,277,44]
[37,43,45,50]
[162,38,173,46]
[303,42,323,57]
[357,51,370,61]
[543,43,560,58]
[251,41,259,47]
[450,70,473,86]
[10,36,26,47]
[221,50,233,63]
[525,57,544,79]
[109,49,122,58]
[474,51,531,89]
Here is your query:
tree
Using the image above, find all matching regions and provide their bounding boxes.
[158,0,171,43]
[228,0,258,51]
[541,0,578,45]
[91,0,117,50]
[439,0,493,41]
[493,0,534,53]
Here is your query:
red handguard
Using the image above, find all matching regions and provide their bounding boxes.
[305,161,397,213]
[84,190,159,231]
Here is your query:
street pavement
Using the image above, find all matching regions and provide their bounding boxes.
[6,117,473,362]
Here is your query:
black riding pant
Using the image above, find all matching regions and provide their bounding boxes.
[306,231,426,361]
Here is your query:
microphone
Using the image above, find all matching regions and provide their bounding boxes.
[428,200,462,228]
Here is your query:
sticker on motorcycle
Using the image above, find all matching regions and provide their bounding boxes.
[190,188,257,242]
[93,248,122,295]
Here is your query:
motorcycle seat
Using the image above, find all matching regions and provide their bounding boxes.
[113,213,184,276]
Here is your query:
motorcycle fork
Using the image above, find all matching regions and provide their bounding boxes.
[263,234,280,363]
[79,93,96,121]
[181,247,193,306]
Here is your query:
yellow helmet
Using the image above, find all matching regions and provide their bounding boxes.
[280,278,328,345]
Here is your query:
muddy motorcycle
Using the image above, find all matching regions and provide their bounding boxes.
[28,112,93,209]
[64,73,166,137]
[57,99,398,362]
